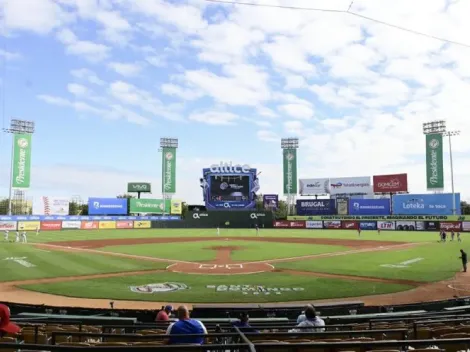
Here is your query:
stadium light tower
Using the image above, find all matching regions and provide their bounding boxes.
[281,138,299,216]
[159,138,178,215]
[2,119,35,215]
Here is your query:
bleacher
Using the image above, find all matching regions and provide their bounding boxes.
[3,302,470,352]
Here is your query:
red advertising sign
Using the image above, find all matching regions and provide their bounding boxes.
[81,221,99,230]
[324,221,341,229]
[440,222,462,231]
[273,221,290,228]
[116,221,133,229]
[289,221,306,229]
[342,221,358,230]
[40,221,62,231]
[373,173,408,193]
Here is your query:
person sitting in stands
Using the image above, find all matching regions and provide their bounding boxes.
[297,304,313,324]
[290,306,325,333]
[232,312,259,333]
[156,305,173,322]
[166,306,207,345]
[0,304,21,338]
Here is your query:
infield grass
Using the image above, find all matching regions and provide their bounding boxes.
[20,271,412,303]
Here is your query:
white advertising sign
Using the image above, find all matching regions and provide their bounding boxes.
[306,221,323,229]
[416,221,425,231]
[33,197,70,216]
[0,221,17,230]
[377,221,395,230]
[299,178,330,195]
[463,222,470,232]
[329,176,372,195]
[62,221,81,229]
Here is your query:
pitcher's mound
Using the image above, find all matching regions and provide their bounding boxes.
[167,262,274,275]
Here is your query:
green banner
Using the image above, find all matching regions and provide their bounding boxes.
[12,133,32,189]
[130,198,170,213]
[426,133,444,190]
[127,182,151,193]
[283,149,297,195]
[288,215,467,221]
[162,147,176,194]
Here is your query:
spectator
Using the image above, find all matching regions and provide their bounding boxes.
[297,304,313,324]
[156,305,173,322]
[290,306,325,333]
[0,304,21,338]
[232,312,259,333]
[166,306,207,345]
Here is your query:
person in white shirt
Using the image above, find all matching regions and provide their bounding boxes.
[36,226,40,235]
[296,304,313,324]
[290,306,325,333]
[21,231,27,243]
[3,230,8,241]
[217,226,220,236]
[15,231,20,243]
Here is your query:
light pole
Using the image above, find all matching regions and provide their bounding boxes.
[159,137,178,216]
[2,119,35,215]
[281,137,299,216]
[444,130,460,215]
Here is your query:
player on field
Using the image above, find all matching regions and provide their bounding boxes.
[21,231,27,243]
[358,228,361,237]
[255,223,259,236]
[451,230,455,241]
[3,230,8,241]
[377,227,381,235]
[459,249,467,273]
[36,226,40,236]
[15,231,19,243]
[216,226,220,236]
[458,232,462,242]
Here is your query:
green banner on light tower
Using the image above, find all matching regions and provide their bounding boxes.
[426,133,444,190]
[162,147,176,194]
[283,149,297,195]
[12,133,32,189]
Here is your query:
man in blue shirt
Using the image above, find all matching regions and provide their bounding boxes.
[232,312,258,333]
[166,306,207,345]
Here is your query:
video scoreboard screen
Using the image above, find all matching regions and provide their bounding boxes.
[209,175,250,201]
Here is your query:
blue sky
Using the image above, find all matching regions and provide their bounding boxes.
[1,0,470,203]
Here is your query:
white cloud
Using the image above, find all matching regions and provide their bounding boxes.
[0,49,22,60]
[67,83,88,96]
[161,83,202,101]
[108,62,143,77]
[278,104,314,120]
[189,111,239,125]
[257,130,279,142]
[70,68,105,85]
[56,29,110,62]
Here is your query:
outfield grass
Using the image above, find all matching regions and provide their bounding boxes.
[0,243,169,282]
[20,271,412,303]
[100,240,348,262]
[276,242,464,282]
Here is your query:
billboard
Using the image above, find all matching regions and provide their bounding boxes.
[134,220,151,228]
[18,221,40,231]
[425,222,439,231]
[426,133,444,190]
[377,221,395,230]
[12,133,32,189]
[440,222,462,231]
[416,221,425,231]
[33,197,69,216]
[349,199,391,216]
[170,199,182,215]
[359,221,377,230]
[323,220,341,229]
[342,221,358,230]
[0,221,16,230]
[127,182,151,193]
[40,221,62,231]
[336,198,348,215]
[296,199,335,215]
[396,221,416,231]
[299,178,329,195]
[306,221,323,229]
[373,174,408,193]
[392,193,461,215]
[81,221,99,229]
[283,149,297,195]
[263,195,279,210]
[463,222,470,232]
[62,221,81,229]
[329,176,372,195]
[162,147,176,195]
[129,199,170,213]
[88,198,128,215]
[99,221,116,229]
[116,221,133,229]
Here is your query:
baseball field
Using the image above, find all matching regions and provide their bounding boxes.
[1,229,468,309]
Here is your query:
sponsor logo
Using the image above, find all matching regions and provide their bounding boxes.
[209,161,251,174]
[274,221,290,228]
[192,213,209,219]
[206,285,304,296]
[344,222,356,229]
[440,222,461,231]
[324,221,341,229]
[428,139,440,186]
[402,198,425,210]
[130,282,187,293]
[377,178,401,190]
[378,221,395,229]
[306,221,323,229]
[93,201,123,209]
[300,201,327,207]
[0,221,16,230]
[289,221,305,228]
[17,138,29,148]
[462,222,470,232]
[353,202,385,210]
[250,213,265,219]
[134,221,151,228]
[62,221,81,229]
[41,221,62,230]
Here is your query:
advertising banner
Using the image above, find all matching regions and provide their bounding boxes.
[416,221,425,231]
[33,196,69,216]
[283,149,297,195]
[342,221,359,230]
[170,199,182,215]
[299,178,329,195]
[81,221,99,230]
[134,220,151,228]
[296,199,335,215]
[348,199,391,216]
[323,220,341,229]
[40,221,62,231]
[360,221,377,230]
[0,221,17,230]
[329,176,372,195]
[62,221,81,229]
[99,221,116,229]
[373,174,408,193]
[273,220,290,228]
[306,220,323,229]
[440,222,462,231]
[396,221,416,231]
[0,215,181,221]
[12,133,32,189]
[462,222,470,232]
[129,199,170,213]
[263,195,279,210]
[336,198,348,215]
[116,221,133,229]
[88,198,128,215]
[18,221,40,231]
[426,133,444,190]
[392,193,461,215]
[425,222,439,231]
[162,147,176,194]
[127,182,151,193]
[289,221,305,229]
[377,221,396,230]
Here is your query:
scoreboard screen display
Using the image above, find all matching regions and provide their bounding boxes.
[209,175,250,201]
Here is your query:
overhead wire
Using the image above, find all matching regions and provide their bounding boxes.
[203,0,470,49]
